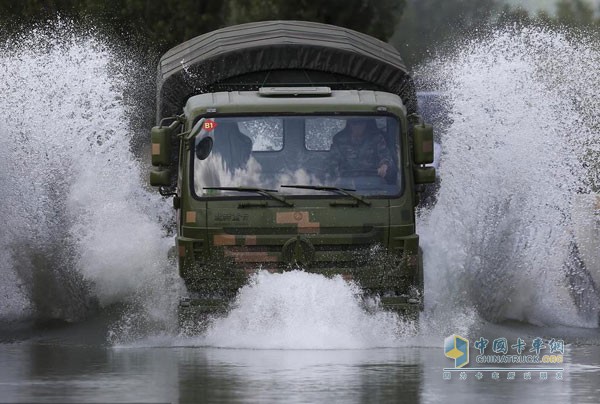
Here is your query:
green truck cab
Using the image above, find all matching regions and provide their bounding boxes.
[150,21,435,319]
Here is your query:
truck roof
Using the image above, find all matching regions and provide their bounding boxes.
[184,89,406,118]
[157,20,416,122]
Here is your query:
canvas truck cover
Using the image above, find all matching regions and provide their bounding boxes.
[156,20,416,121]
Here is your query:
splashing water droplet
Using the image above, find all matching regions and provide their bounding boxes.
[0,21,180,330]
[417,27,599,328]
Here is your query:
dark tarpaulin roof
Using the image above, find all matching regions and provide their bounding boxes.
[157,20,416,121]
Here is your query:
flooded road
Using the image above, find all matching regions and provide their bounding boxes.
[1,320,599,403]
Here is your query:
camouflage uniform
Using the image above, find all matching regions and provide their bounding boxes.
[329,130,393,177]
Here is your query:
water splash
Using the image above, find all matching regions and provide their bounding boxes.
[0,22,419,347]
[417,27,600,328]
[138,270,414,350]
[0,21,178,327]
[4,21,598,348]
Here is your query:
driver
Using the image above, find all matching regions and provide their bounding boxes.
[329,118,393,180]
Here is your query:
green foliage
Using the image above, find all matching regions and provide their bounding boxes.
[389,0,501,70]
[389,0,600,70]
[224,0,404,41]
[555,0,597,27]
[497,0,600,29]
[0,0,404,55]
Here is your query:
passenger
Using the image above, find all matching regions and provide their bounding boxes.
[329,118,393,180]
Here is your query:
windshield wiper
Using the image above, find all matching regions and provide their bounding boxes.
[280,185,371,206]
[203,187,294,207]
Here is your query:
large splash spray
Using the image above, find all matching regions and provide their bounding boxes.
[0,22,177,326]
[1,21,597,348]
[0,22,412,348]
[417,27,599,328]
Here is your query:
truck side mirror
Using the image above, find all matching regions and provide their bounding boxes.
[186,118,214,160]
[150,168,172,186]
[413,124,434,164]
[195,137,213,160]
[151,125,173,166]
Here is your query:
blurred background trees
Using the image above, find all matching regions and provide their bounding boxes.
[391,0,600,68]
[0,0,598,69]
[0,0,402,58]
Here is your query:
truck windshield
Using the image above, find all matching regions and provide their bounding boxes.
[192,115,402,198]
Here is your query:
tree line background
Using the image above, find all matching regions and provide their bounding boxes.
[0,0,599,70]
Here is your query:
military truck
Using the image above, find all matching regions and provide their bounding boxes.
[149,21,436,319]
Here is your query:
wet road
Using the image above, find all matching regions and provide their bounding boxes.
[1,320,598,403]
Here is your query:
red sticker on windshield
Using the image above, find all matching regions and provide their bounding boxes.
[203,119,218,132]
